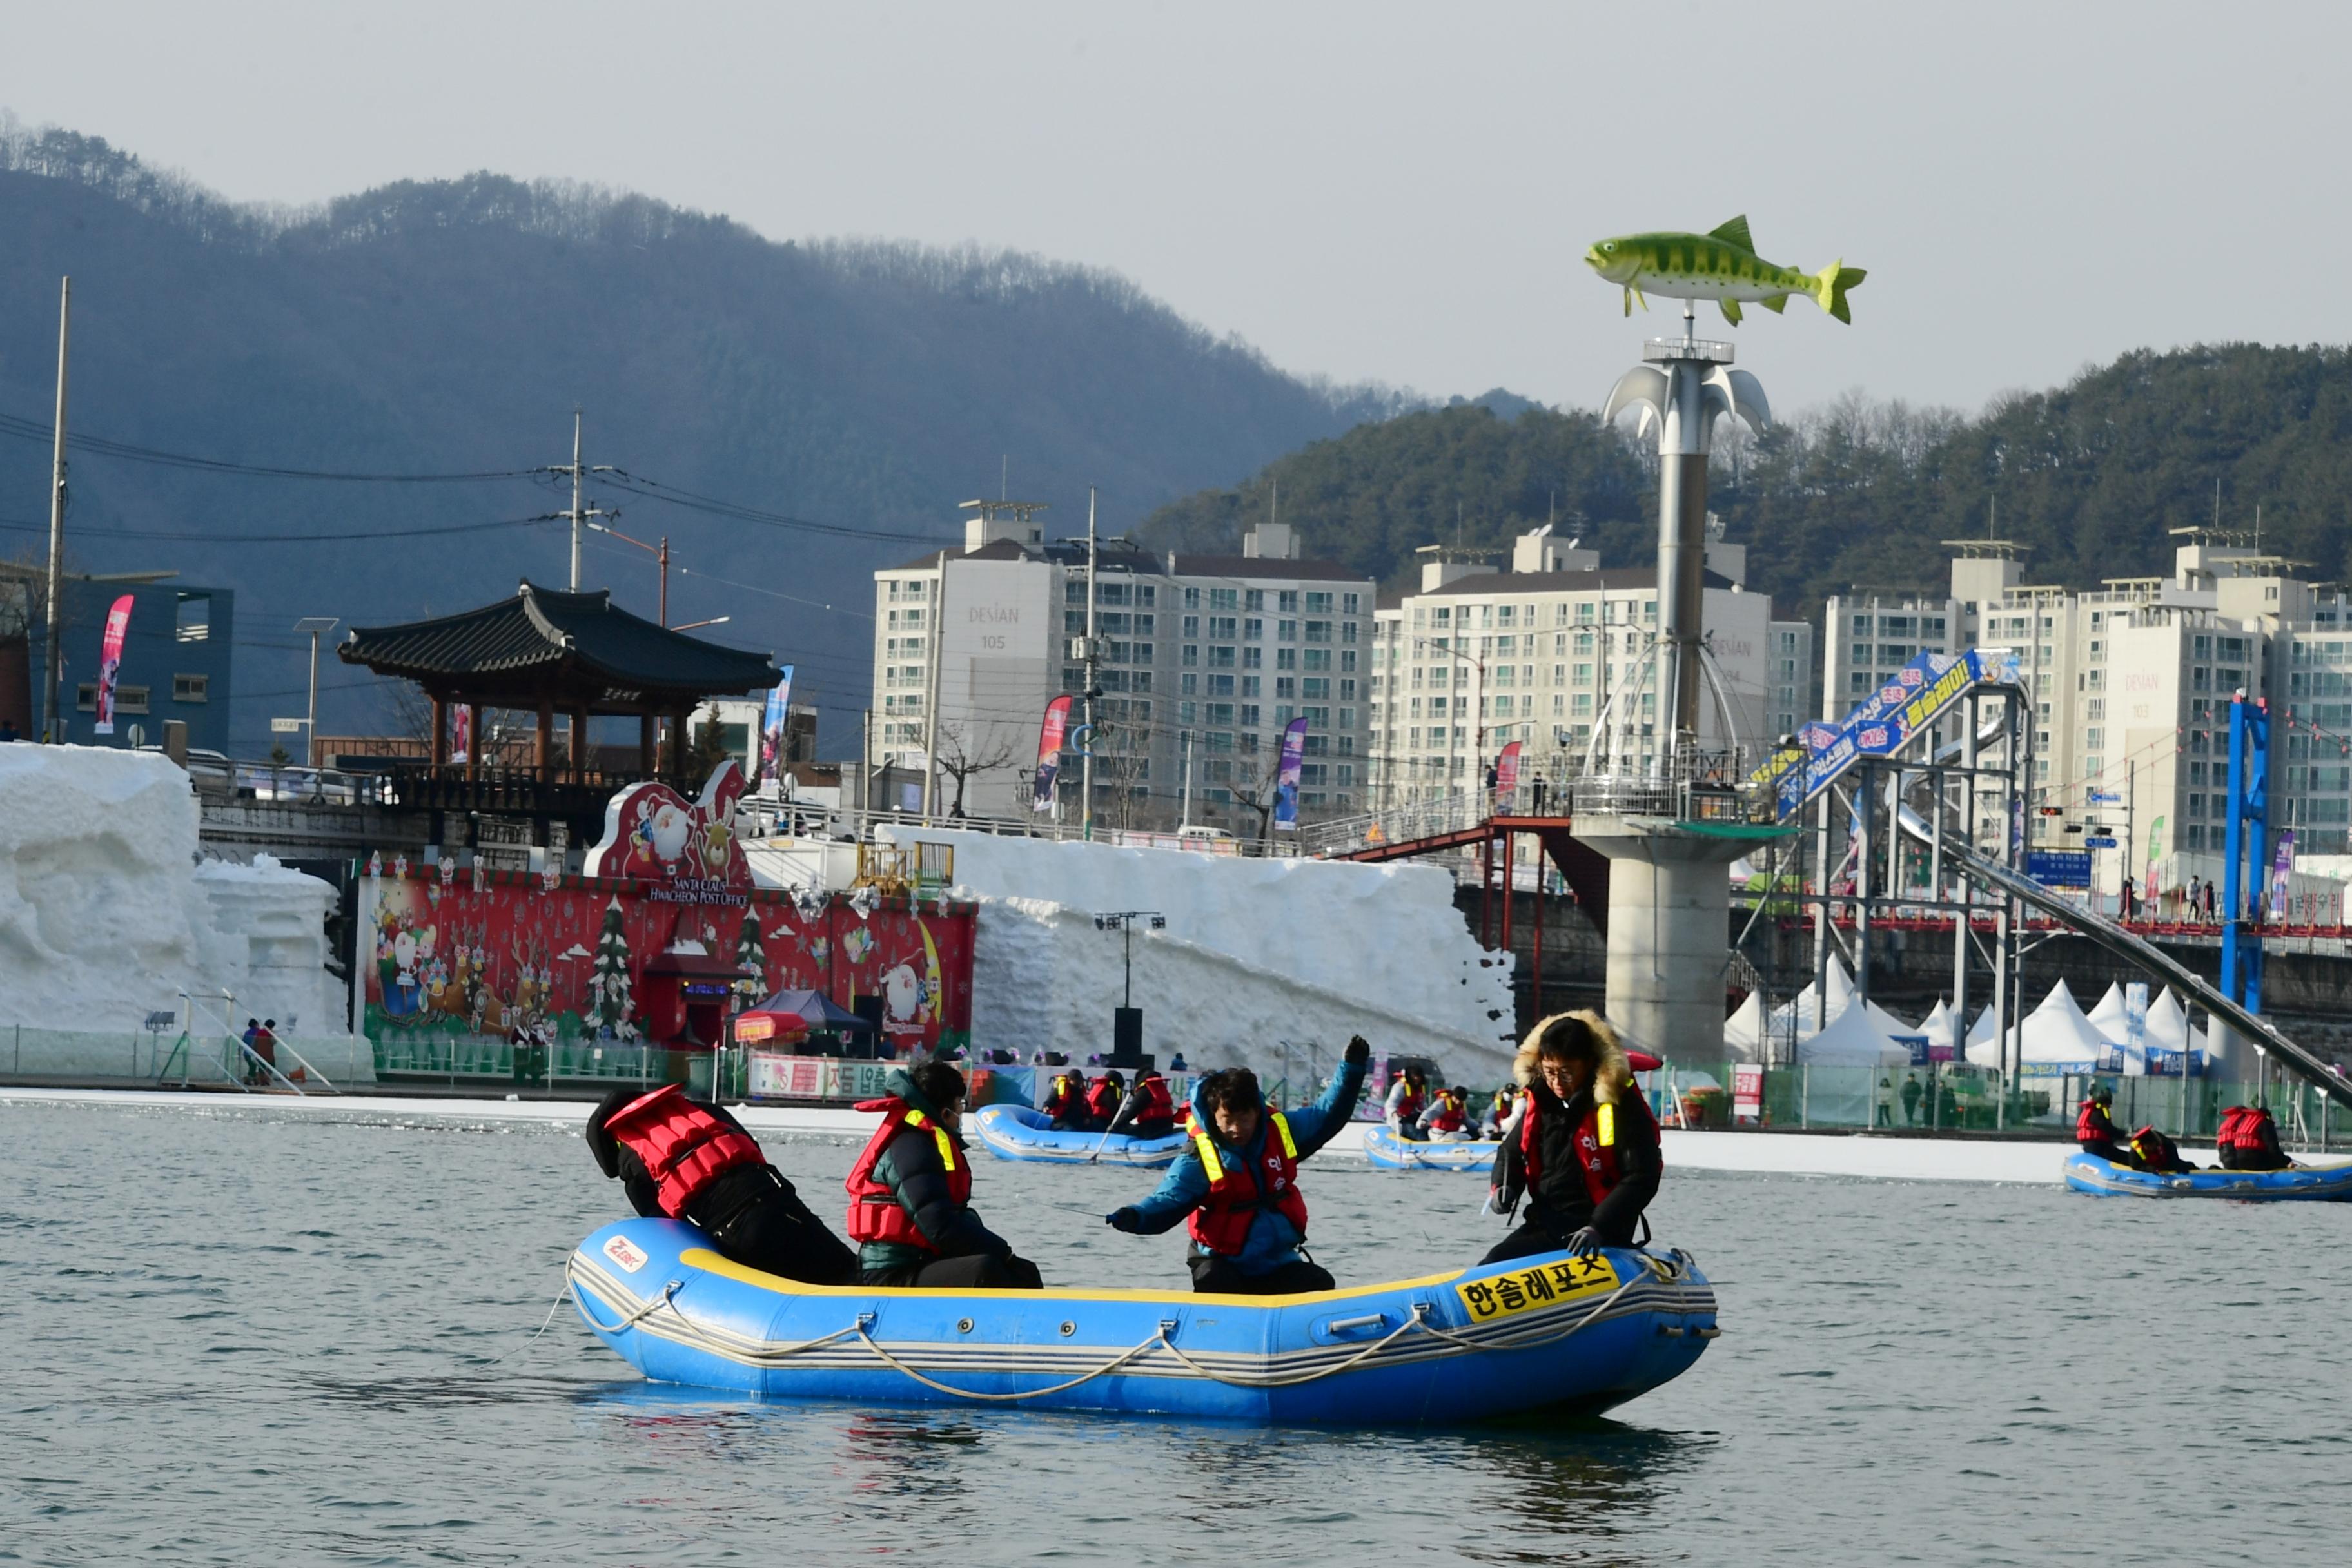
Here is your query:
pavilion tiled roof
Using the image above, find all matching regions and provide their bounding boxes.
[340,580,780,706]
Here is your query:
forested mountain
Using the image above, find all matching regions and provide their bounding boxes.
[1141,347,2352,619]
[0,122,1401,752]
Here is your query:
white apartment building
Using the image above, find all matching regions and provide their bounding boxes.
[870,504,1374,825]
[1825,532,2352,885]
[1370,522,1804,805]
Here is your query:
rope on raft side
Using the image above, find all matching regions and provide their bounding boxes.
[850,1328,1167,1402]
[577,1252,1675,1402]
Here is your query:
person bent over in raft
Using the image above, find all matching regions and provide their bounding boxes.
[1103,1035,1370,1295]
[846,1062,1044,1290]
[589,1084,858,1285]
[1485,1012,1661,1264]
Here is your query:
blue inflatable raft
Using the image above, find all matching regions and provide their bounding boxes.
[970,1102,1190,1167]
[2063,1150,2352,1200]
[1363,1126,1498,1173]
[569,1217,1718,1424]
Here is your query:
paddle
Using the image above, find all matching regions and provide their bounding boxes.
[1086,1092,1139,1164]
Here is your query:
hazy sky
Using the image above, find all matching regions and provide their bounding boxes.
[5,3,2346,418]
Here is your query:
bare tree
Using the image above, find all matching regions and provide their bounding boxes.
[934,723,1017,818]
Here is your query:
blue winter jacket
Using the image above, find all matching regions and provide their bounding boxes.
[1124,1057,1368,1275]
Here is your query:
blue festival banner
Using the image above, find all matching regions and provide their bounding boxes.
[1273,716,1308,832]
[1782,647,2022,820]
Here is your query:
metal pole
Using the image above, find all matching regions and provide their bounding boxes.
[306,625,322,747]
[1855,763,1873,1013]
[658,536,669,627]
[42,277,69,744]
[569,409,583,593]
[1955,694,1977,1052]
[1081,487,1100,839]
[1178,729,1193,830]
[921,554,947,823]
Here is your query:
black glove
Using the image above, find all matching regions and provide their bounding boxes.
[1106,1207,1144,1233]
[1344,1035,1371,1067]
[1562,1226,1600,1258]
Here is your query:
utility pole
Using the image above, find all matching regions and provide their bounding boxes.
[295,617,339,765]
[920,552,948,823]
[1179,729,1194,830]
[42,277,69,744]
[548,410,614,592]
[1081,485,1101,839]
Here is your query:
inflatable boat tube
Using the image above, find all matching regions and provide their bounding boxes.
[971,1102,1189,1167]
[2063,1150,2352,1200]
[568,1217,1718,1424]
[1364,1126,1497,1173]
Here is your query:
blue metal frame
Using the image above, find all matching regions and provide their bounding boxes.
[2221,697,2268,1017]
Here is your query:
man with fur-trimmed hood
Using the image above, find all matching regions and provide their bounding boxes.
[1485,1010,1663,1264]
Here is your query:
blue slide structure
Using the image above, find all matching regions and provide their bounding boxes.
[1757,645,2023,821]
[567,1218,1718,1424]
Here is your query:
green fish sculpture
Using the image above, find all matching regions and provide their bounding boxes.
[1584,216,1865,325]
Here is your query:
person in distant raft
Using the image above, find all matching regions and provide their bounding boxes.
[1041,1071,1089,1129]
[846,1061,1044,1289]
[2216,1104,2294,1171]
[1082,1070,1128,1133]
[1104,1036,1372,1295]
[1125,1068,1179,1139]
[589,1084,858,1285]
[1485,1012,1663,1264]
[2074,1085,2140,1168]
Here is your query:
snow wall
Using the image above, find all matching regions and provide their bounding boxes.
[876,828,1519,1085]
[0,745,356,1072]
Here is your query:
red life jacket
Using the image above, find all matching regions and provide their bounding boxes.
[843,1095,971,1251]
[1391,1081,1426,1121]
[1043,1079,1083,1118]
[2075,1100,2121,1147]
[2217,1105,2286,1169]
[602,1084,763,1219]
[1184,1110,1308,1256]
[1519,1088,1658,1209]
[1427,1094,1467,1133]
[2130,1125,2182,1171]
[1133,1075,1175,1121]
[1086,1077,1124,1120]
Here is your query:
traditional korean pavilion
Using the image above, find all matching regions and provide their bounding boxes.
[339,580,781,847]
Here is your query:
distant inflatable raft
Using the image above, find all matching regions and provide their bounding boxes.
[1363,1126,1498,1173]
[2063,1151,2352,1200]
[569,1218,1719,1424]
[970,1103,1190,1167]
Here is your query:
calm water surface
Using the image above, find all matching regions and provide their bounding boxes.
[3,1098,2345,1565]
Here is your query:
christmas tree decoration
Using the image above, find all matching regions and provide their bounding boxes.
[589,897,634,1037]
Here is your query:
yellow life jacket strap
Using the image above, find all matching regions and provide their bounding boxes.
[903,1106,956,1171]
[1597,1102,1617,1149]
[1187,1117,1226,1182]
[1271,1111,1298,1159]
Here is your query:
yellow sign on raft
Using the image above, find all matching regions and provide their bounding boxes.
[1455,1253,1618,1323]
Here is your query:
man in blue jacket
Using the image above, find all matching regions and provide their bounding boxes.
[1104,1035,1370,1295]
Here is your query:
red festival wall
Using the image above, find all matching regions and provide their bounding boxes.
[360,860,975,1055]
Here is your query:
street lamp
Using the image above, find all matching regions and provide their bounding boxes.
[1092,909,1166,1064]
[587,520,671,626]
[293,616,337,765]
[670,615,730,632]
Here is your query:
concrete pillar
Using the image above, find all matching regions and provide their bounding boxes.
[1574,814,1758,1063]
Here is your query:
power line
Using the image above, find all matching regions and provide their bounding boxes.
[593,469,956,547]
[0,513,564,544]
[0,410,540,483]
